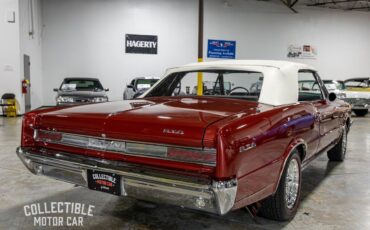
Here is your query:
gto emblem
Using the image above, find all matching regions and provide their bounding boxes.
[239,142,257,153]
[163,129,184,135]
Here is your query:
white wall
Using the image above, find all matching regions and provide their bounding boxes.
[19,0,44,110]
[204,0,370,80]
[0,0,21,113]
[41,0,198,105]
[41,0,370,106]
[0,0,43,114]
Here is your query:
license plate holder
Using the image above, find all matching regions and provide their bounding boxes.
[87,170,121,196]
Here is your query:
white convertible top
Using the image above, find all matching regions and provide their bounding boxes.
[182,60,315,70]
[143,60,317,106]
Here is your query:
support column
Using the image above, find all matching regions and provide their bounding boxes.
[197,0,204,96]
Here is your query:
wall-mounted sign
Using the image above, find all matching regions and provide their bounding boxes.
[207,39,236,59]
[125,34,158,54]
[287,44,317,59]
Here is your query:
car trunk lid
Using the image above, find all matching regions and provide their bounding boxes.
[37,97,258,147]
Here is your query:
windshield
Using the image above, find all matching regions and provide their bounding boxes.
[298,80,318,91]
[345,80,369,88]
[324,83,336,91]
[60,79,104,91]
[145,70,264,102]
[136,79,159,90]
[323,81,345,90]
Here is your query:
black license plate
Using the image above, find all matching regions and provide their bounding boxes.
[87,170,121,196]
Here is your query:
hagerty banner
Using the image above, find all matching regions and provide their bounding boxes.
[125,34,158,54]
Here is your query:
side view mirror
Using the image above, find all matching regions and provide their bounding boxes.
[328,92,337,102]
[105,88,109,92]
[53,88,58,92]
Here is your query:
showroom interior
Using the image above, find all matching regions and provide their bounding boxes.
[1,0,370,229]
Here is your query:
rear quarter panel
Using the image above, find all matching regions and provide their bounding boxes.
[207,103,318,208]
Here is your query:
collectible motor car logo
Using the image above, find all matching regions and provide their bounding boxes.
[23,202,95,227]
[163,129,184,135]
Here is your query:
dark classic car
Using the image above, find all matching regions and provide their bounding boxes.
[54,78,109,106]
[17,60,351,221]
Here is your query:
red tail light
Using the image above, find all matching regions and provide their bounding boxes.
[21,107,66,147]
[35,130,62,142]
[21,113,37,147]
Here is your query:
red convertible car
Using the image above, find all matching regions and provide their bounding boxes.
[17,60,351,221]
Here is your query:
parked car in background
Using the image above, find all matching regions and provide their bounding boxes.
[298,79,346,100]
[343,78,370,116]
[18,60,351,221]
[123,77,159,100]
[322,80,346,99]
[54,78,109,106]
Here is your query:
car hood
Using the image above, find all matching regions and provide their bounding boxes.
[57,90,107,98]
[36,97,259,147]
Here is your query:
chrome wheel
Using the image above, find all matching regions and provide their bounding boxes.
[285,158,300,209]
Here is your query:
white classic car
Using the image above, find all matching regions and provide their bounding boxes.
[123,77,160,100]
[298,79,346,100]
[322,80,346,99]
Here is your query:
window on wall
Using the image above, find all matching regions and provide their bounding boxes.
[298,71,324,101]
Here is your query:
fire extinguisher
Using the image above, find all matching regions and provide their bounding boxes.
[22,79,30,94]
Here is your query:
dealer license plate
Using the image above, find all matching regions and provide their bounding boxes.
[87,170,121,196]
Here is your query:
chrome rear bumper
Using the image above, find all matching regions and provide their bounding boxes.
[16,147,237,215]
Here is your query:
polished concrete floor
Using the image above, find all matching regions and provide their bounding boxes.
[0,115,369,229]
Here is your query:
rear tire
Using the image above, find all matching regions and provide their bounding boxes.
[353,109,368,117]
[258,150,302,221]
[327,126,347,161]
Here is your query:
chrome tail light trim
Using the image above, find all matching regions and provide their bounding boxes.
[34,130,216,166]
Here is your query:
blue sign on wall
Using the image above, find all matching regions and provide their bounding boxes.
[207,39,236,59]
